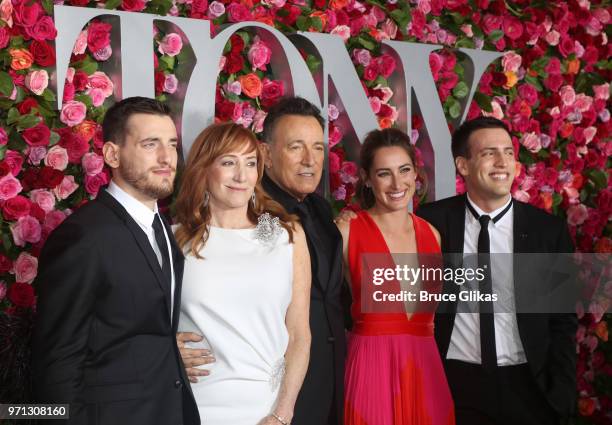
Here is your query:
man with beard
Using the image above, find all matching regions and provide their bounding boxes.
[31,97,200,425]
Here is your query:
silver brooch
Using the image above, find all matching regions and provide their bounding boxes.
[254,212,282,245]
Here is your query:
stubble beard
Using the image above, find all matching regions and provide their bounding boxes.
[120,162,175,200]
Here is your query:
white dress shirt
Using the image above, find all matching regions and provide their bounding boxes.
[446,193,527,366]
[106,181,175,320]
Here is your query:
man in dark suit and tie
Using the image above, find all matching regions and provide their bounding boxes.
[31,97,200,425]
[417,117,576,425]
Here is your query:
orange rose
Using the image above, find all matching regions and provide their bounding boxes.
[378,117,393,129]
[567,58,580,75]
[595,321,608,342]
[74,120,98,143]
[329,0,349,10]
[540,192,553,211]
[238,73,262,98]
[594,237,612,253]
[578,397,596,416]
[9,48,34,71]
[503,71,518,89]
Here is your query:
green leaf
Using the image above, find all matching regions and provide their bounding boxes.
[452,81,469,98]
[518,149,536,165]
[488,30,504,42]
[0,71,13,97]
[474,92,493,112]
[357,36,375,50]
[105,0,121,9]
[49,131,60,147]
[296,16,310,31]
[74,57,98,75]
[237,31,250,46]
[310,16,323,32]
[523,74,543,91]
[449,12,465,24]
[447,97,461,119]
[6,108,20,125]
[17,114,41,130]
[305,54,322,73]
[454,38,475,49]
[551,193,563,215]
[159,55,175,71]
[390,9,411,31]
[0,144,6,161]
[41,0,54,14]
[586,169,608,190]
[1,232,12,252]
[42,89,56,102]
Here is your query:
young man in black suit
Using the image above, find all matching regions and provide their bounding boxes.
[417,117,576,425]
[31,97,199,425]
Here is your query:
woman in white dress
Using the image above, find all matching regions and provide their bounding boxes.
[174,123,311,425]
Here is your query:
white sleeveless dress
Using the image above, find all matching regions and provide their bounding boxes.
[178,225,293,425]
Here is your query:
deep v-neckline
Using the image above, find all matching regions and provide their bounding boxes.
[363,210,419,321]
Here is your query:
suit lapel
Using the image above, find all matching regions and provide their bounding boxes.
[97,191,172,318]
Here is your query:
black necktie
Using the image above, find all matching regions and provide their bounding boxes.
[152,214,171,291]
[466,200,512,371]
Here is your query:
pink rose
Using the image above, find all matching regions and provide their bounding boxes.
[28,146,47,165]
[251,110,267,134]
[207,1,225,18]
[567,204,588,227]
[163,74,178,94]
[352,48,371,66]
[331,25,351,41]
[89,88,106,107]
[520,132,541,153]
[583,127,597,144]
[60,101,87,127]
[13,252,38,283]
[376,54,396,78]
[44,210,66,233]
[73,30,88,55]
[27,16,57,41]
[0,0,13,27]
[593,83,610,100]
[88,71,114,98]
[63,82,75,102]
[226,3,252,22]
[0,173,23,200]
[158,33,183,57]
[4,150,24,176]
[82,152,105,176]
[559,85,576,106]
[25,69,48,95]
[332,186,346,201]
[363,63,378,81]
[53,175,79,200]
[574,94,593,112]
[369,96,381,114]
[30,189,55,213]
[223,81,241,96]
[248,38,272,71]
[92,45,112,61]
[482,13,502,34]
[381,18,397,39]
[0,127,7,145]
[544,30,560,46]
[501,51,521,73]
[518,84,538,105]
[329,125,342,148]
[0,282,6,301]
[11,215,41,247]
[44,145,69,171]
[373,85,393,103]
[84,172,109,196]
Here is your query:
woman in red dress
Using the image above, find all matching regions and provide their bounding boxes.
[337,128,455,425]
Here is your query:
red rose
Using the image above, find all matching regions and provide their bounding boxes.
[491,72,507,87]
[558,35,575,58]
[543,74,564,92]
[29,202,46,222]
[58,129,89,164]
[154,71,165,96]
[230,34,245,54]
[87,21,112,53]
[63,82,75,102]
[29,40,56,67]
[70,0,90,5]
[17,98,39,115]
[261,79,284,107]
[481,13,502,34]
[13,1,43,28]
[8,282,35,308]
[216,100,235,121]
[0,27,9,49]
[276,5,301,26]
[122,0,147,11]
[22,123,50,147]
[582,46,599,65]
[363,63,378,81]
[84,172,109,196]
[227,3,252,23]
[2,195,31,220]
[73,71,89,92]
[189,0,208,18]
[502,16,523,40]
[0,254,12,274]
[26,16,57,41]
[4,151,24,176]
[38,166,64,189]
[377,54,396,78]
[224,53,244,74]
[0,162,10,177]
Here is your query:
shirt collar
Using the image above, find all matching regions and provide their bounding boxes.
[262,173,310,213]
[106,180,158,228]
[466,193,513,223]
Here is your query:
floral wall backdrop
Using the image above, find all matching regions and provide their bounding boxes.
[0,0,610,423]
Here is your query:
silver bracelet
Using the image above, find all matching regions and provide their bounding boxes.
[270,412,290,425]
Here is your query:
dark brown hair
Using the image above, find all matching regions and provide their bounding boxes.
[356,128,426,209]
[102,96,172,145]
[174,122,296,258]
[451,117,510,159]
[262,96,325,143]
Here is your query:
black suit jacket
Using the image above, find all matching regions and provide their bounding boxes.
[416,194,577,420]
[31,190,199,425]
[262,175,345,425]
